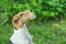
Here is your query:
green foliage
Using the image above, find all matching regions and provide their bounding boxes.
[0,0,66,24]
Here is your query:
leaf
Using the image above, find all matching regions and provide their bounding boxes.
[50,12,55,17]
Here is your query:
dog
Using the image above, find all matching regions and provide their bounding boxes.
[8,10,36,44]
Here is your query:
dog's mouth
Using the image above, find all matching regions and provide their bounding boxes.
[29,13,36,20]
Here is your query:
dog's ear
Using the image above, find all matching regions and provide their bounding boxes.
[12,15,20,25]
[12,14,23,28]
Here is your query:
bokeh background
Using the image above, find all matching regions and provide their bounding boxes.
[0,0,66,44]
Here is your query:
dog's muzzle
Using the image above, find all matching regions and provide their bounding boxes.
[29,13,36,20]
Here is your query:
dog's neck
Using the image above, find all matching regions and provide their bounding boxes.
[10,24,32,44]
[14,24,27,34]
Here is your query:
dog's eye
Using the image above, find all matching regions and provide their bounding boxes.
[20,14,22,17]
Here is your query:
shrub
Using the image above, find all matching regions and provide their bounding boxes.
[0,0,66,24]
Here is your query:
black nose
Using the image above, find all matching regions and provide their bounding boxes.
[30,10,32,12]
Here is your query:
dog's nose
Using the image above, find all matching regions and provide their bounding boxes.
[30,10,32,12]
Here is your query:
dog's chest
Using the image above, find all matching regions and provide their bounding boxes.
[10,25,32,44]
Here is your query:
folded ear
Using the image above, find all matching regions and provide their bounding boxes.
[12,15,20,26]
[12,15,23,29]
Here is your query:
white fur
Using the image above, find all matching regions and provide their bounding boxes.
[10,24,33,44]
[29,12,36,20]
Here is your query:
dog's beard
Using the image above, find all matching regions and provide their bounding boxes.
[29,13,36,20]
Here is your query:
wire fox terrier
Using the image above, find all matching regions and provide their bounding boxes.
[8,10,36,44]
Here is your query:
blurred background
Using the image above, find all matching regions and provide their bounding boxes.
[0,0,66,44]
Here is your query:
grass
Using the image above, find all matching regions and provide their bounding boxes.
[0,20,66,44]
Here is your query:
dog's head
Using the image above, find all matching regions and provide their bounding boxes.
[12,10,36,29]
